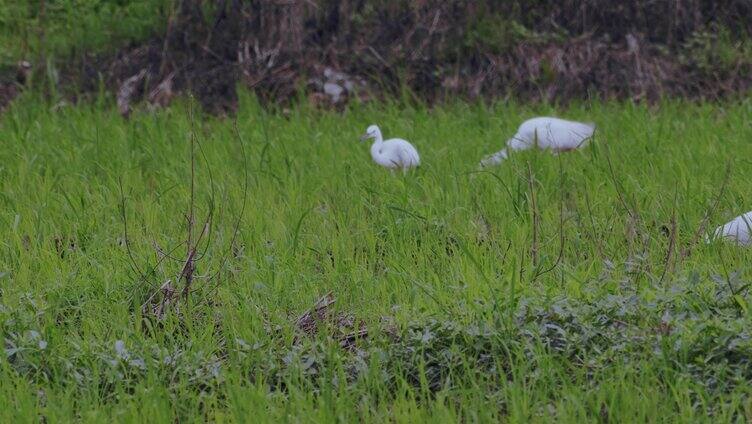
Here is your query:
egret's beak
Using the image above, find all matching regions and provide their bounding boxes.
[359,134,370,142]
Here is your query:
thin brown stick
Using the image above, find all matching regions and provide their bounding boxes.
[187,97,197,265]
[206,120,249,282]
[152,240,185,263]
[195,119,250,303]
[583,188,606,260]
[603,143,637,221]
[534,156,566,281]
[191,124,217,261]
[682,162,732,258]
[141,279,177,319]
[179,247,197,298]
[118,177,148,283]
[527,162,539,269]
[125,239,188,302]
[658,189,679,285]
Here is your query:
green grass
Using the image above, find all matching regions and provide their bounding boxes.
[0,0,172,64]
[2,92,752,422]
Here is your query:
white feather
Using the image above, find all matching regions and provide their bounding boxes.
[361,124,420,171]
[709,211,752,246]
[481,117,595,167]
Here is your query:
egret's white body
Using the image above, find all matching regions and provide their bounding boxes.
[480,117,595,167]
[710,211,752,246]
[360,125,420,171]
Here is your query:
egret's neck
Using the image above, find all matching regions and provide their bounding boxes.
[372,130,383,144]
[370,138,382,158]
[370,131,383,152]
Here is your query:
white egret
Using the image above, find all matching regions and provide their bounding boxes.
[360,125,420,172]
[480,117,595,167]
[709,211,752,246]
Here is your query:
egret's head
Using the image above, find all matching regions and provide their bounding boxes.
[360,125,381,142]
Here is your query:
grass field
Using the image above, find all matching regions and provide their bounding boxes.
[2,92,752,422]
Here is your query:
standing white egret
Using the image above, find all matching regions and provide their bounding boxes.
[709,211,752,246]
[360,125,420,172]
[480,117,595,167]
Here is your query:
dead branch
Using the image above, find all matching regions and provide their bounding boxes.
[293,292,369,350]
[132,97,248,322]
[117,69,147,117]
[295,292,336,335]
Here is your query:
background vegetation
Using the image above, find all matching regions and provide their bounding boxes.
[1,0,752,112]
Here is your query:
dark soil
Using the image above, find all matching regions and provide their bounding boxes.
[17,1,752,113]
[0,62,29,112]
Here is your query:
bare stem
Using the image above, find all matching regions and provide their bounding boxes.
[527,162,539,270]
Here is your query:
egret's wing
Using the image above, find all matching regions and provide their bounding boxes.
[568,124,595,148]
[711,212,752,246]
[393,142,418,168]
[394,147,410,168]
[405,146,419,165]
[733,213,752,245]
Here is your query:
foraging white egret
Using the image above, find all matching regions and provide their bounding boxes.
[709,211,752,246]
[360,125,420,171]
[480,117,595,167]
